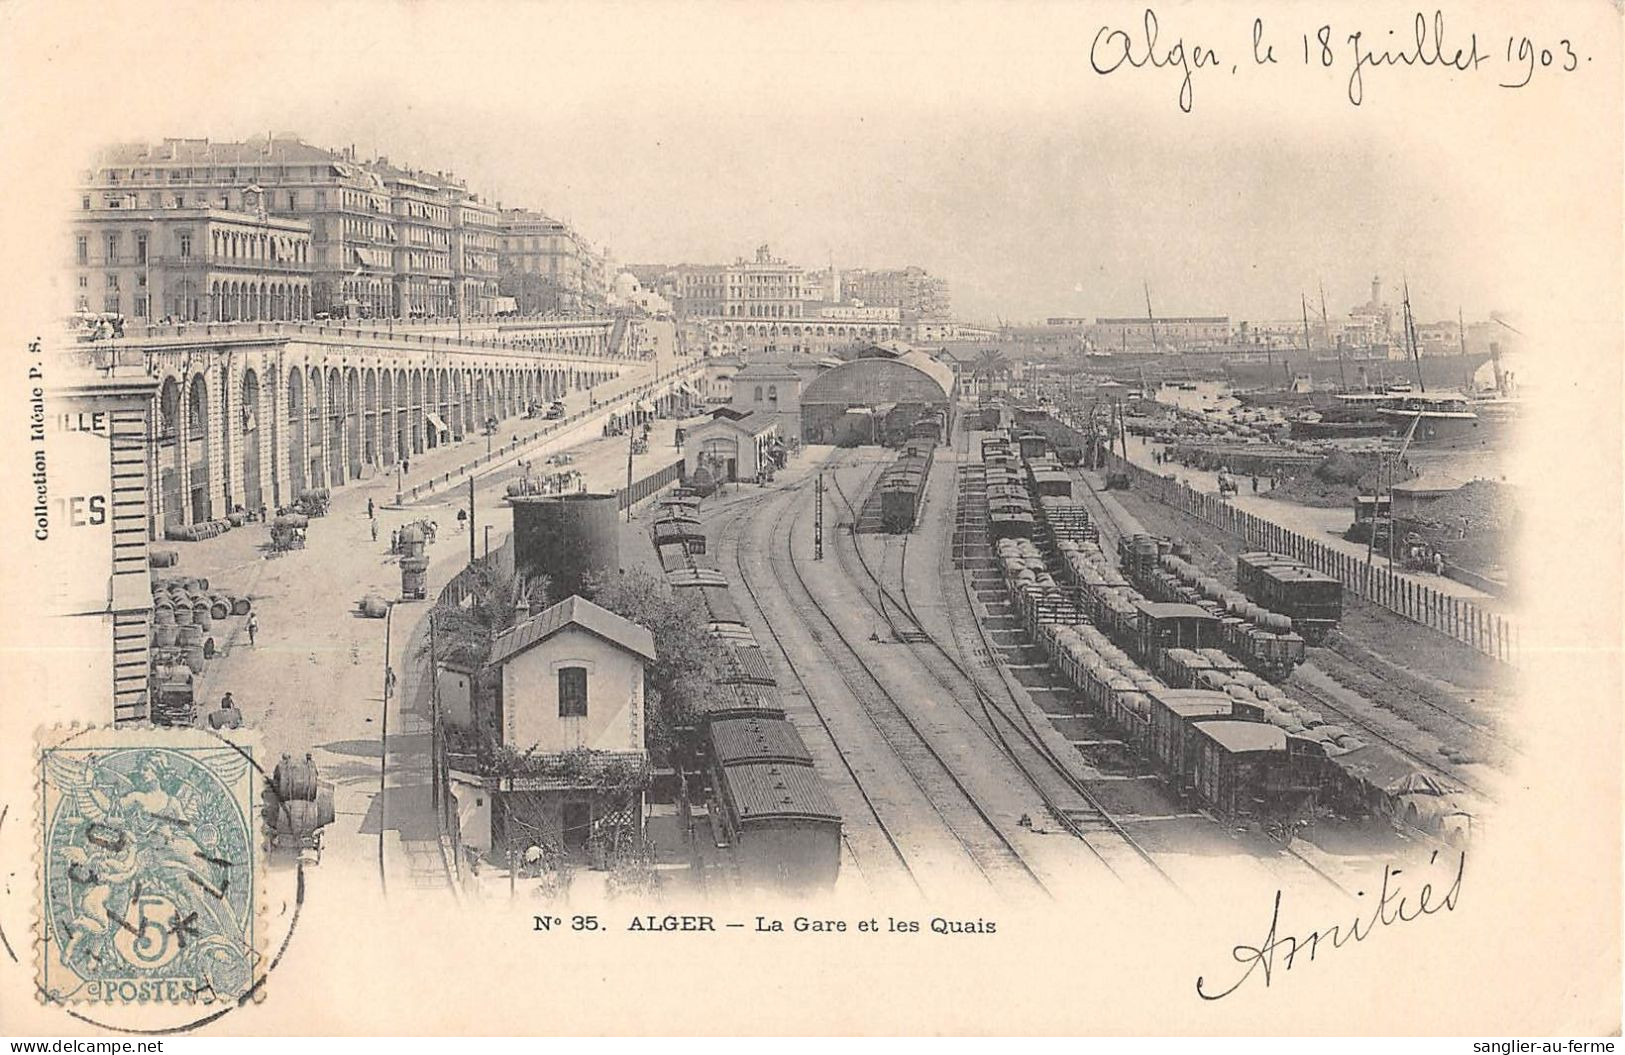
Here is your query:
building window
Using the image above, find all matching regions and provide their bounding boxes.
[75,236,88,264]
[104,293,119,314]
[136,233,148,264]
[557,666,588,718]
[77,275,87,288]
[106,274,118,289]
[105,234,118,263]
[178,233,192,258]
[754,385,763,401]
[134,294,148,318]
[767,384,778,402]
[80,196,90,211]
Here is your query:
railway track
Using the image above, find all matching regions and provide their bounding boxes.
[1318,634,1509,747]
[1060,434,1500,804]
[708,496,923,898]
[827,454,1175,888]
[1284,675,1493,801]
[722,474,1052,898]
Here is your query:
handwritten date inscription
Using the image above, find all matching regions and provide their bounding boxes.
[1090,9,1587,112]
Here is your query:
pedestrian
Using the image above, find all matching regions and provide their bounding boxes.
[371,518,379,542]
[208,694,242,730]
[1434,552,1445,576]
[402,459,410,476]
[1251,475,1259,493]
[367,498,375,519]
[391,528,399,552]
[246,613,258,647]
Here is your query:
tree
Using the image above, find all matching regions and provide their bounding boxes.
[583,567,732,764]
[974,349,1008,380]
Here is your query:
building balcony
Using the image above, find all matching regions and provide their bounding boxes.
[151,254,313,273]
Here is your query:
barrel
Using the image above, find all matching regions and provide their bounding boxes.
[274,755,320,802]
[176,623,202,646]
[197,577,210,592]
[172,605,194,626]
[359,595,389,619]
[209,595,230,620]
[270,800,324,837]
[193,609,212,632]
[152,606,174,626]
[152,624,179,647]
[314,782,336,828]
[231,596,252,616]
[183,643,207,673]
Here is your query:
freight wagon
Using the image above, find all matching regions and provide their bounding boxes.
[1235,552,1344,643]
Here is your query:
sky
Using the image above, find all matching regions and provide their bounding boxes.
[3,0,1617,326]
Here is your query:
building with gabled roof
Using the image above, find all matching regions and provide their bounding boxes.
[478,594,657,860]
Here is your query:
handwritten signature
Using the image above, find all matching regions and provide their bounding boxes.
[1196,850,1465,1000]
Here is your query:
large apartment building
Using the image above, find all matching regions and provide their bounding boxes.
[78,135,599,320]
[841,266,950,322]
[496,208,605,315]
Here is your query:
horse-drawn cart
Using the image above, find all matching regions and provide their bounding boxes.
[270,514,309,552]
[265,753,337,862]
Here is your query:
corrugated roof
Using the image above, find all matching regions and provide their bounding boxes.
[710,717,813,766]
[718,644,776,685]
[697,682,786,718]
[723,762,841,823]
[487,595,656,667]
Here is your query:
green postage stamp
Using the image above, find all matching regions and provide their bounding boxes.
[36,726,264,1006]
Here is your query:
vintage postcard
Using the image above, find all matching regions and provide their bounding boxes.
[0,0,1618,1038]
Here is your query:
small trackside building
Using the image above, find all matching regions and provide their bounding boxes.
[683,411,783,484]
[479,595,657,859]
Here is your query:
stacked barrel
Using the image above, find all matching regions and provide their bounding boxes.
[266,753,337,855]
[149,576,254,726]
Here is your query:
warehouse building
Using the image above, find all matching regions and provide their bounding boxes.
[799,343,956,445]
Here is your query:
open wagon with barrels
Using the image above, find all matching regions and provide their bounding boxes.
[400,555,430,600]
[270,513,308,551]
[265,753,337,861]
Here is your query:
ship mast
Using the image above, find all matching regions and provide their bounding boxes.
[1402,277,1426,393]
[1321,281,1346,392]
[1458,307,1471,392]
[1143,281,1158,353]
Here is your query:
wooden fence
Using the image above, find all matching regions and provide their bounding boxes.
[1104,452,1518,666]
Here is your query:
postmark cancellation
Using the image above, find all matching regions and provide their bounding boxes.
[35,725,264,1006]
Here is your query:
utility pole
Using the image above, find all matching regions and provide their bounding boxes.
[429,612,439,812]
[814,472,824,560]
[625,421,636,521]
[468,476,476,563]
